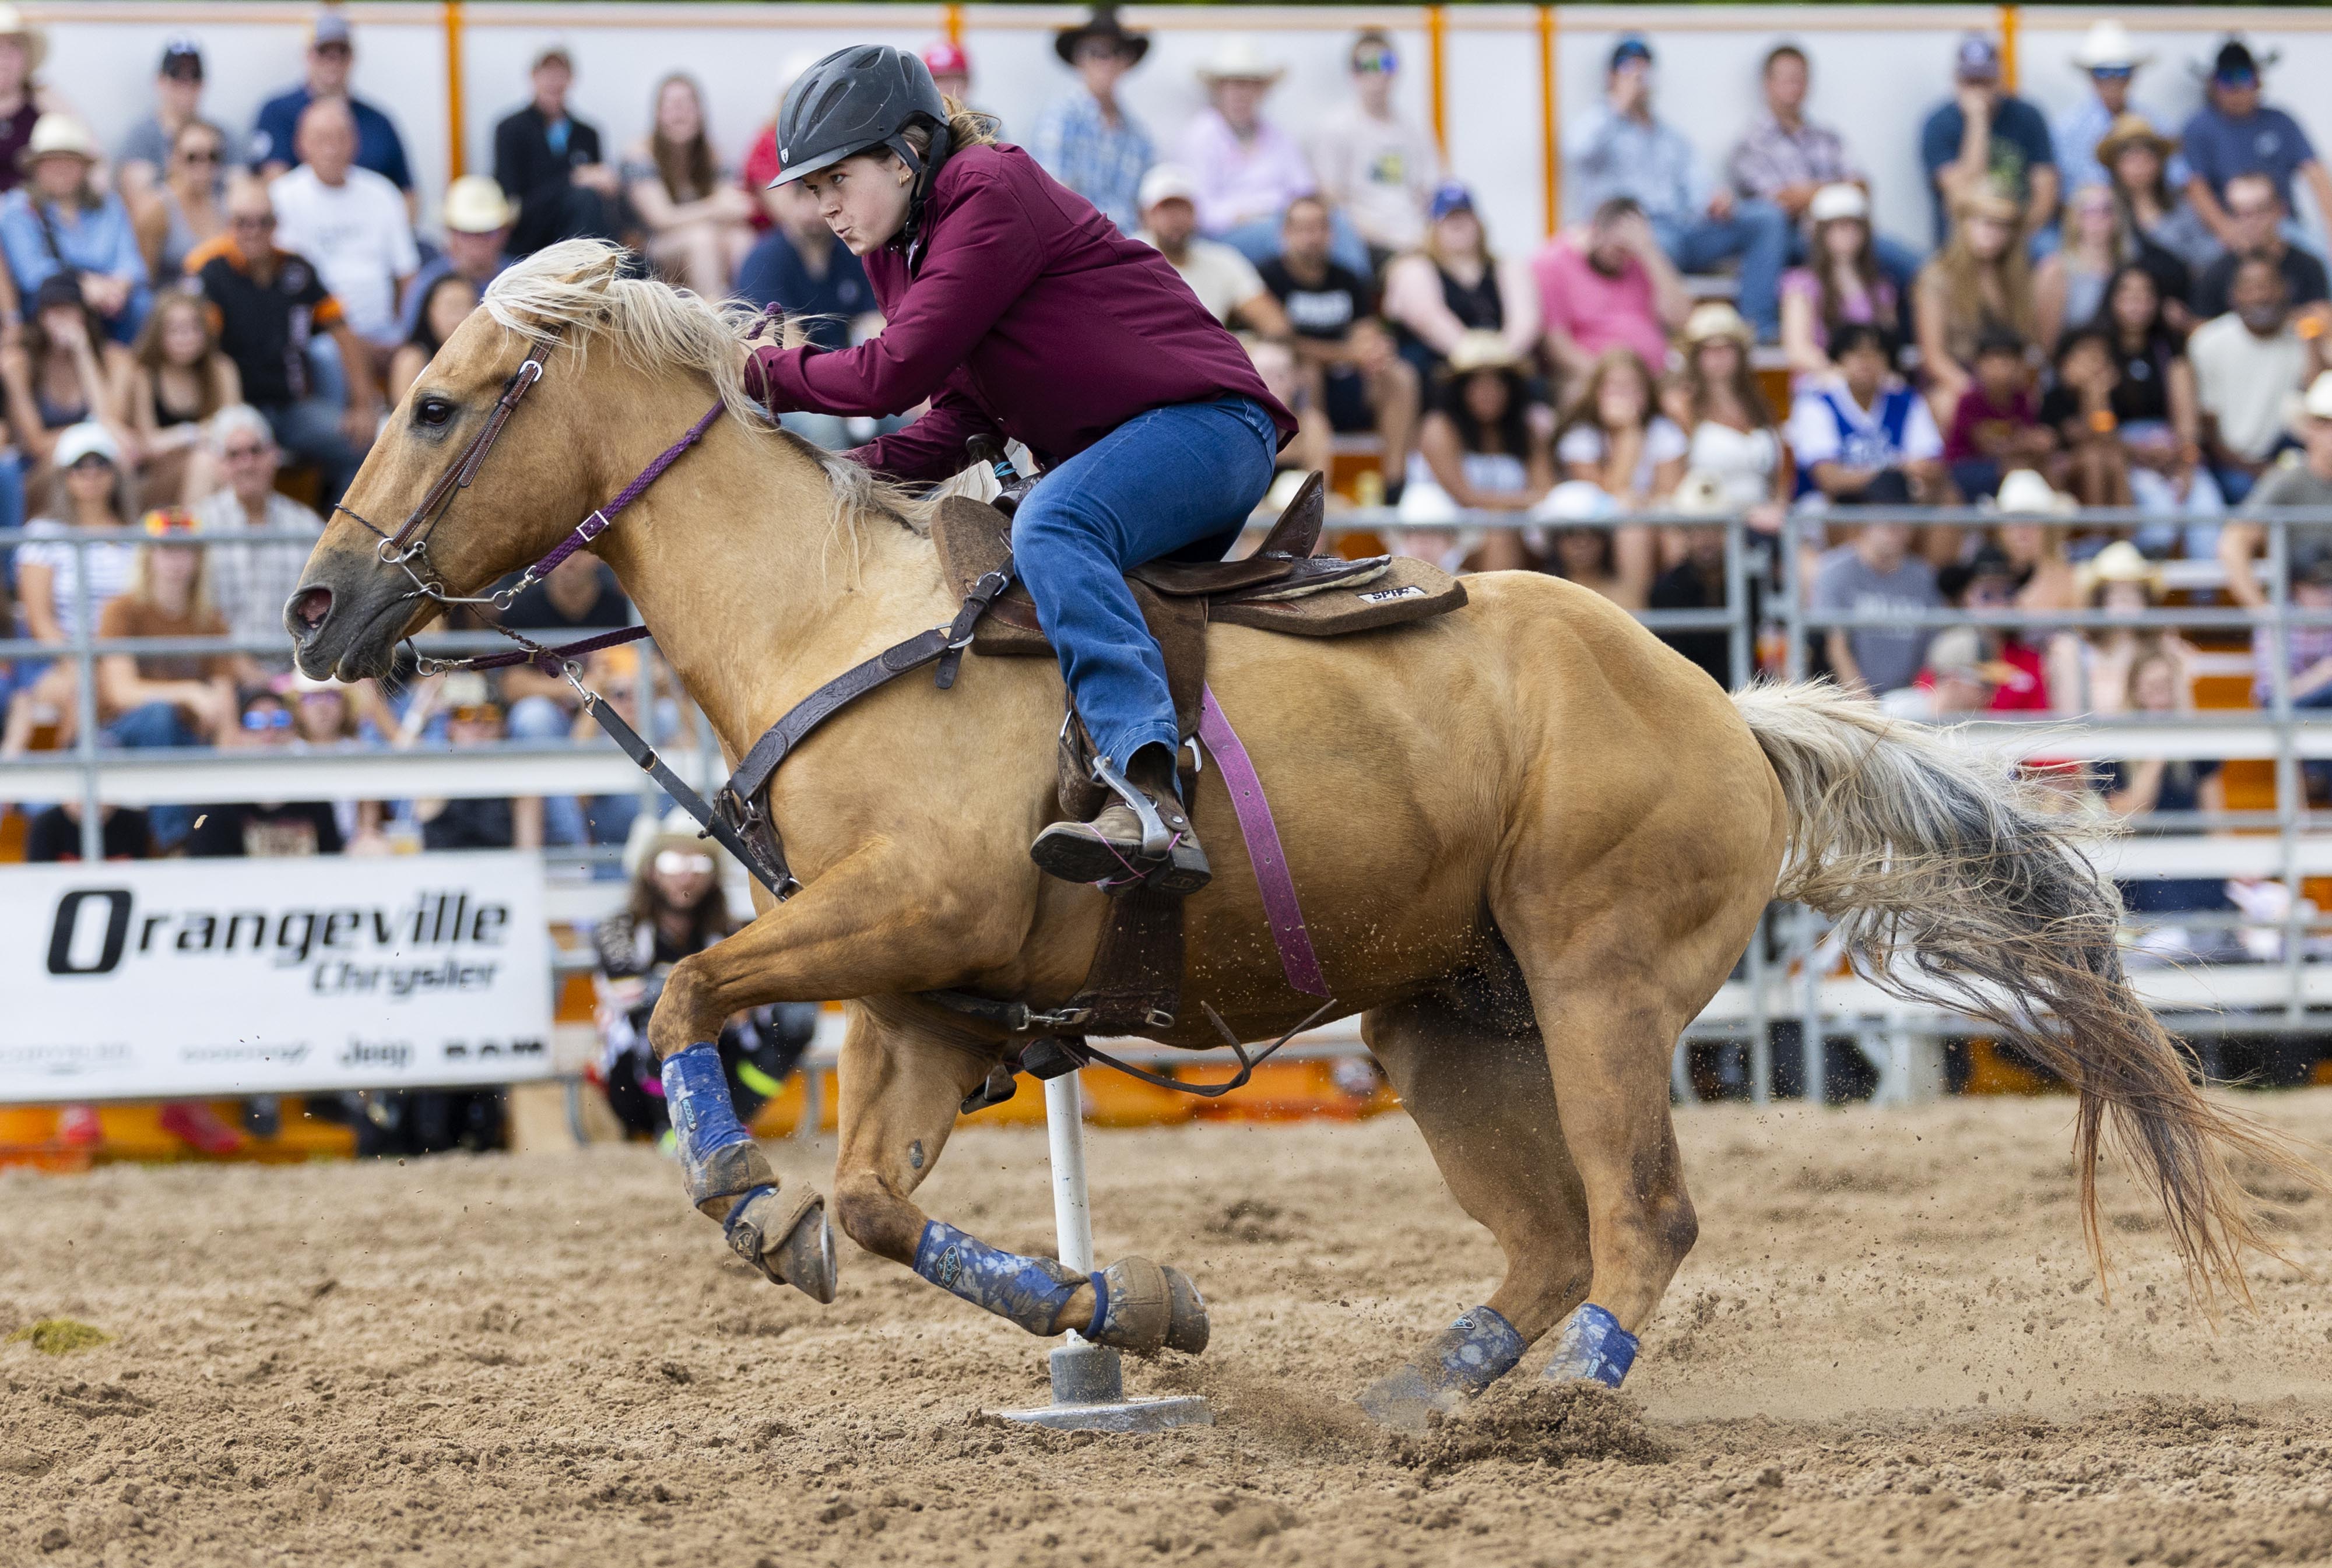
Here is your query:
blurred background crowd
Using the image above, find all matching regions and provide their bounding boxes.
[7,5,2332,1144]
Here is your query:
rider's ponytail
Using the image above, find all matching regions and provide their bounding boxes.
[902,101,1000,160]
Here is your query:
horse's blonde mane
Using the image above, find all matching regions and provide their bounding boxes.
[480,238,938,537]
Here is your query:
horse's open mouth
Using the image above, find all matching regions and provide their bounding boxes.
[288,568,424,682]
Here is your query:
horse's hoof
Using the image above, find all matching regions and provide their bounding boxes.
[772,1198,838,1305]
[1355,1364,1458,1432]
[1087,1256,1171,1353]
[1161,1265,1209,1354]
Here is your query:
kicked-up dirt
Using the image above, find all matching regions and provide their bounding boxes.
[5,1091,2332,1566]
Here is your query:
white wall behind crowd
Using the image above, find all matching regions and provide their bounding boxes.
[34,4,2332,260]
[0,851,553,1102]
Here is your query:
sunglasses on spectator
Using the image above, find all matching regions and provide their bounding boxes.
[312,41,352,58]
[66,454,115,472]
[449,703,503,725]
[142,508,197,535]
[1354,50,1396,73]
[2089,66,2134,82]
[178,145,222,164]
[242,707,293,731]
[654,850,717,877]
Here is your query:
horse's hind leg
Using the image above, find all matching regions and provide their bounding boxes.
[1354,987,1593,1429]
[1493,883,1758,1391]
[828,1007,1209,1356]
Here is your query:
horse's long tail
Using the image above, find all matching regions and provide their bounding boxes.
[1733,680,2317,1303]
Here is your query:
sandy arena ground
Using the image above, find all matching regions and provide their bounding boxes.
[7,1091,2332,1567]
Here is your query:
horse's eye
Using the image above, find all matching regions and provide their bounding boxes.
[414,396,454,429]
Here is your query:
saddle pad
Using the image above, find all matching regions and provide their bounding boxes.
[1209,557,1467,636]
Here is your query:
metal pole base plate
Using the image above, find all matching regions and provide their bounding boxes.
[994,1341,1214,1434]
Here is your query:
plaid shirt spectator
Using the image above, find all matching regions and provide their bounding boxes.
[1567,103,1704,224]
[1727,111,1862,204]
[195,486,324,660]
[1028,89,1153,235]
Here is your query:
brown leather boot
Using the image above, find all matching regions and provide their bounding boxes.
[1029,746,1210,893]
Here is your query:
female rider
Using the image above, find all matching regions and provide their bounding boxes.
[738,45,1294,891]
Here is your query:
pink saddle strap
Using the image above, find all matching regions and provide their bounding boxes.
[1197,685,1330,999]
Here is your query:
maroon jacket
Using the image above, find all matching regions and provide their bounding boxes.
[745,142,1294,483]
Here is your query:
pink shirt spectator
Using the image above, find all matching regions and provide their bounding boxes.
[1174,108,1315,234]
[1532,234,1669,370]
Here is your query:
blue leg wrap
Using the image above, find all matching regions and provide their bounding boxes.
[662,1042,764,1212]
[1355,1305,1525,1428]
[913,1221,1089,1336]
[1542,1302,1639,1388]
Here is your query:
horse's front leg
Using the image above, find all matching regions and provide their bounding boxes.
[827,1006,1211,1356]
[644,846,1021,1303]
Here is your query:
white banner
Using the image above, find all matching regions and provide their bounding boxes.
[0,852,554,1102]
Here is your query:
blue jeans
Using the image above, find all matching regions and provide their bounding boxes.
[1012,395,1278,769]
[1653,199,1791,337]
[103,699,199,848]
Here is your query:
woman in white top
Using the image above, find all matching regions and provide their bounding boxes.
[1,421,139,757]
[1554,346,1686,509]
[1664,301,1786,528]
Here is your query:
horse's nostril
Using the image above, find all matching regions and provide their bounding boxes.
[289,586,334,634]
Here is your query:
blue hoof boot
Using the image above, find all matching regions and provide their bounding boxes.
[1542,1302,1638,1388]
[1356,1306,1525,1432]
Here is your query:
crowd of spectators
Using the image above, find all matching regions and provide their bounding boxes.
[3,5,2330,902]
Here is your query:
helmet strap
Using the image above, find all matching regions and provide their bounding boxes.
[897,121,956,274]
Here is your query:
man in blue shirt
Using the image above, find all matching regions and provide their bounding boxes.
[733,179,878,449]
[1567,34,1790,340]
[250,12,412,208]
[2179,38,2332,267]
[1919,35,2056,250]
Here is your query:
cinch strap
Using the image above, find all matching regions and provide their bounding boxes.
[912,1220,1084,1336]
[1197,685,1329,998]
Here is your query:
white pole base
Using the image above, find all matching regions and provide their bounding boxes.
[996,1341,1213,1433]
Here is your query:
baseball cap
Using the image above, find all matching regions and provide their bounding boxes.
[310,10,353,48]
[532,43,573,72]
[159,36,202,77]
[1807,182,1869,223]
[54,421,122,470]
[1954,35,2001,82]
[1137,163,1199,211]
[1427,180,1474,221]
[1610,34,1653,71]
[922,39,971,78]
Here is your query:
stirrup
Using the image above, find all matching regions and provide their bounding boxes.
[1096,754,1210,893]
[1092,753,1175,858]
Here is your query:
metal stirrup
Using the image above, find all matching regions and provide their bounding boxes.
[1090,754,1173,859]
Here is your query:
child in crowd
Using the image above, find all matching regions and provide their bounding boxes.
[1943,330,2053,500]
[1554,346,1685,510]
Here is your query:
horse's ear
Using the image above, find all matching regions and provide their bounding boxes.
[484,238,626,335]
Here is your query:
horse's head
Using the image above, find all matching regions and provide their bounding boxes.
[289,241,721,680]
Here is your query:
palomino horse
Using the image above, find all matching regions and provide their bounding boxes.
[290,242,2295,1421]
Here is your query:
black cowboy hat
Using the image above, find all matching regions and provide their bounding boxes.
[1055,6,1148,68]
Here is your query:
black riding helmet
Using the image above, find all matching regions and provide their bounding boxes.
[770,44,950,189]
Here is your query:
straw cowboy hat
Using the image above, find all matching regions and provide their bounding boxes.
[17,112,95,171]
[1442,329,1522,375]
[2070,19,2152,72]
[1667,470,1733,518]
[1995,467,2077,517]
[1197,38,1283,84]
[2077,539,2165,601]
[0,6,48,73]
[623,806,728,881]
[441,174,515,234]
[1681,301,1752,348]
[1055,6,1148,68]
[2305,370,2332,423]
[2095,112,2178,168]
